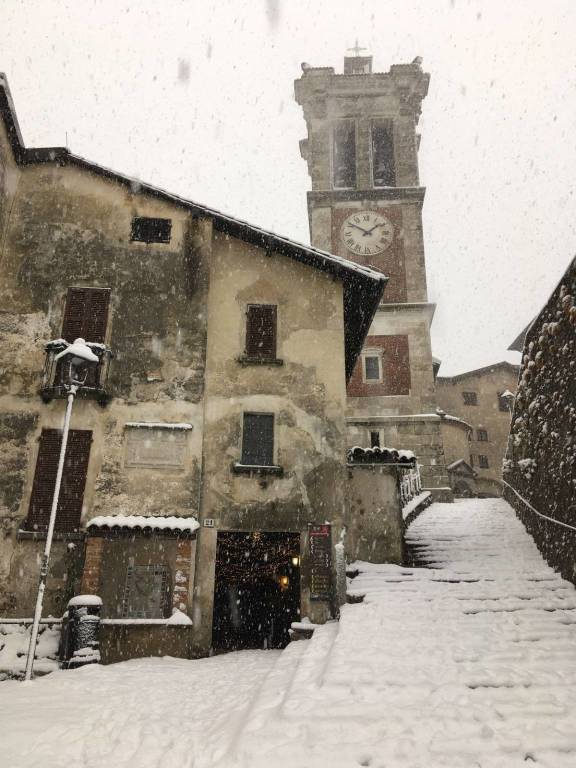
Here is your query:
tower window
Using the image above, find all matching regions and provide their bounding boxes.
[332,120,356,189]
[363,352,382,382]
[241,413,275,467]
[370,431,381,448]
[371,121,395,187]
[131,217,172,244]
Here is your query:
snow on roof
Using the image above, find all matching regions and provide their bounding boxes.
[125,422,193,430]
[347,446,416,465]
[87,515,199,533]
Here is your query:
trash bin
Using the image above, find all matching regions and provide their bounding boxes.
[61,595,102,669]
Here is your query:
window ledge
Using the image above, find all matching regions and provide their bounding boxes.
[17,529,85,542]
[236,356,284,367]
[232,463,284,477]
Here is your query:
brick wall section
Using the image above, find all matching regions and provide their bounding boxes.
[80,536,104,595]
[331,207,407,302]
[347,335,410,397]
[172,538,192,612]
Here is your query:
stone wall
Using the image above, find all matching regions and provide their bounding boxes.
[504,258,576,584]
[345,464,403,563]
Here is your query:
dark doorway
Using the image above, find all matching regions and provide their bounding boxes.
[212,531,301,651]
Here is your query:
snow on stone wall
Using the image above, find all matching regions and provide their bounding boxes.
[504,257,576,582]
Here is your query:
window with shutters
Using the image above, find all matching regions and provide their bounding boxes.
[332,120,356,189]
[61,287,111,344]
[130,217,172,244]
[24,428,92,533]
[57,287,111,390]
[245,304,277,360]
[371,120,395,187]
[241,413,275,467]
[121,565,171,619]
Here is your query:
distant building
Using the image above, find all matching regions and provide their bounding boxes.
[504,257,576,584]
[436,362,520,496]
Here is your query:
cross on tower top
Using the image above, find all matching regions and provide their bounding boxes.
[347,39,367,57]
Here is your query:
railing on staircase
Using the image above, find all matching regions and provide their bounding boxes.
[400,464,422,507]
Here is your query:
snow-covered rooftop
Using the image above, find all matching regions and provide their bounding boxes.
[347,446,416,465]
[87,515,199,533]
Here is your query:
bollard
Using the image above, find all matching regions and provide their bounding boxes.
[61,595,102,669]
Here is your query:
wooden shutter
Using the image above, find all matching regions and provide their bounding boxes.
[61,287,110,343]
[241,413,274,466]
[25,429,92,533]
[245,305,277,359]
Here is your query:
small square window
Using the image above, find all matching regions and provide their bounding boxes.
[370,431,381,448]
[131,217,172,244]
[462,391,478,406]
[363,353,381,382]
[478,455,489,469]
[477,429,488,442]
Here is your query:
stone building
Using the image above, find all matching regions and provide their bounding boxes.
[1,73,422,660]
[294,54,452,500]
[504,257,576,584]
[436,362,520,496]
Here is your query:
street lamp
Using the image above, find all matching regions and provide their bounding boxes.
[501,389,515,419]
[24,338,99,681]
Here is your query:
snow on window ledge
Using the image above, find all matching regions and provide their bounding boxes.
[231,463,284,477]
[124,422,193,430]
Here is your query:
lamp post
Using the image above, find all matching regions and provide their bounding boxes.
[24,338,99,682]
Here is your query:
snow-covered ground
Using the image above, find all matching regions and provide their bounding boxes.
[2,499,576,767]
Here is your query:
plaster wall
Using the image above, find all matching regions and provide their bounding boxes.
[0,159,210,615]
[193,233,349,649]
[345,465,403,564]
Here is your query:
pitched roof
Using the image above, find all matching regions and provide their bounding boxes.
[436,361,520,384]
[0,74,386,381]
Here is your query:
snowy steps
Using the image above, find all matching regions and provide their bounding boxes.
[229,500,576,766]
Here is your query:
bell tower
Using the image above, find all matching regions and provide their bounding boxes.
[295,52,452,498]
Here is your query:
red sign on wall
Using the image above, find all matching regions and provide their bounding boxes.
[309,524,332,601]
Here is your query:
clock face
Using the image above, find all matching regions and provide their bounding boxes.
[340,210,394,257]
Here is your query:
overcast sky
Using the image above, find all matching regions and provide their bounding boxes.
[3,0,575,375]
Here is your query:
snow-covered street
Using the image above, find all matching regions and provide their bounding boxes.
[3,499,576,767]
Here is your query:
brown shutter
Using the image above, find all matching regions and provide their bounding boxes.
[61,287,110,343]
[25,429,92,533]
[245,305,277,359]
[241,413,274,466]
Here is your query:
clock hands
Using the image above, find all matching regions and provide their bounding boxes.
[347,223,372,235]
[347,222,390,237]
